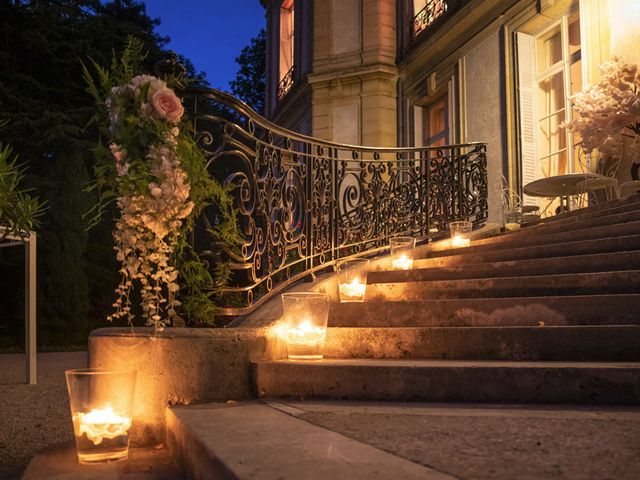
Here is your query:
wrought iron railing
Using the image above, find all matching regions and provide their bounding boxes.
[414,0,448,36]
[277,66,295,100]
[182,87,487,315]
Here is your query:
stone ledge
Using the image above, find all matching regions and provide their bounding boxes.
[89,327,271,445]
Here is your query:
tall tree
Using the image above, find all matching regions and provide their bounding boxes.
[230,29,266,115]
[0,0,199,344]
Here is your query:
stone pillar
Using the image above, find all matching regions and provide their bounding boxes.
[310,0,398,147]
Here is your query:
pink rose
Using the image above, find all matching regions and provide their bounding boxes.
[151,88,184,123]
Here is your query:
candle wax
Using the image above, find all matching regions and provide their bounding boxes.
[451,235,470,248]
[73,406,132,446]
[391,254,413,270]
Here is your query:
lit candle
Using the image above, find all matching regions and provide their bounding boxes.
[73,406,132,446]
[451,235,471,248]
[505,223,520,231]
[391,254,413,270]
[339,277,366,301]
[286,319,326,347]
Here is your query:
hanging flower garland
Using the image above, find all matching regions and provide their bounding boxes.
[106,75,194,327]
[85,39,241,329]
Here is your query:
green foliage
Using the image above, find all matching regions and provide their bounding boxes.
[84,40,242,326]
[230,29,266,115]
[0,144,45,238]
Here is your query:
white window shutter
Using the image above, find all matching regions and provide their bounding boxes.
[516,32,539,205]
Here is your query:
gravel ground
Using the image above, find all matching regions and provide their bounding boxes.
[295,402,640,480]
[0,351,87,478]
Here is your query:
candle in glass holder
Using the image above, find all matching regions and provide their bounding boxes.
[389,236,416,270]
[65,369,136,464]
[504,207,523,231]
[449,221,472,248]
[337,259,369,302]
[282,293,330,360]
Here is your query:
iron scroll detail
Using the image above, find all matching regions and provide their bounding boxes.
[181,87,488,315]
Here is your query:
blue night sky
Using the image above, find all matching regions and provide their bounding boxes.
[141,1,266,91]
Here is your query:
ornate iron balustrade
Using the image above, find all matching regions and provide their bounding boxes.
[277,66,295,100]
[414,0,448,36]
[182,87,487,315]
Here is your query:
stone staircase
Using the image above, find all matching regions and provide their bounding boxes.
[254,195,640,405]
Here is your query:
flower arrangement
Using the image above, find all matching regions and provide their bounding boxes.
[85,39,240,329]
[566,57,640,165]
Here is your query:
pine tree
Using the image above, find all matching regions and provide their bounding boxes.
[230,29,266,115]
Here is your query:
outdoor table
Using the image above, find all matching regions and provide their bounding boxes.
[523,173,611,212]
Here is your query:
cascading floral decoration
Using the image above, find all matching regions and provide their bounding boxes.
[85,39,240,329]
[566,57,640,165]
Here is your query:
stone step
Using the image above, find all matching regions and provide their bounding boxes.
[423,220,640,260]
[489,201,640,239]
[329,294,640,327]
[321,325,640,361]
[371,250,640,283]
[254,359,640,404]
[166,402,450,480]
[529,194,640,226]
[366,270,640,301]
[413,234,640,268]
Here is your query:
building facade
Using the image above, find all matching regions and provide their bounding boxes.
[263,0,637,221]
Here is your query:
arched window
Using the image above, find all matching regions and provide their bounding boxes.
[278,0,295,99]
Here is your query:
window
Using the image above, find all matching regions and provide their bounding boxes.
[518,11,583,202]
[423,96,449,147]
[278,0,295,100]
[413,0,447,37]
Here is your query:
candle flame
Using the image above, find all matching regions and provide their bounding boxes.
[73,406,131,446]
[286,319,326,346]
[339,277,366,299]
[391,254,413,270]
[451,235,470,248]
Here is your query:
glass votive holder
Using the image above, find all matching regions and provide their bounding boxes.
[450,221,472,248]
[282,292,330,361]
[337,259,369,302]
[65,368,137,464]
[504,206,523,231]
[389,236,416,270]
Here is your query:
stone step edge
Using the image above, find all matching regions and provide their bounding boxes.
[368,268,640,288]
[370,250,640,283]
[165,402,453,480]
[413,234,640,265]
[319,326,640,361]
[254,360,640,404]
[424,221,640,259]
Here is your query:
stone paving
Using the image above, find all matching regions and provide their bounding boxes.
[0,351,87,478]
[281,400,640,480]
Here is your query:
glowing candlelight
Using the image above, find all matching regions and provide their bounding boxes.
[451,235,471,248]
[286,319,327,360]
[282,293,330,361]
[339,277,366,301]
[449,221,472,248]
[286,319,326,346]
[65,368,136,463]
[73,406,132,446]
[391,254,413,270]
[505,223,521,231]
